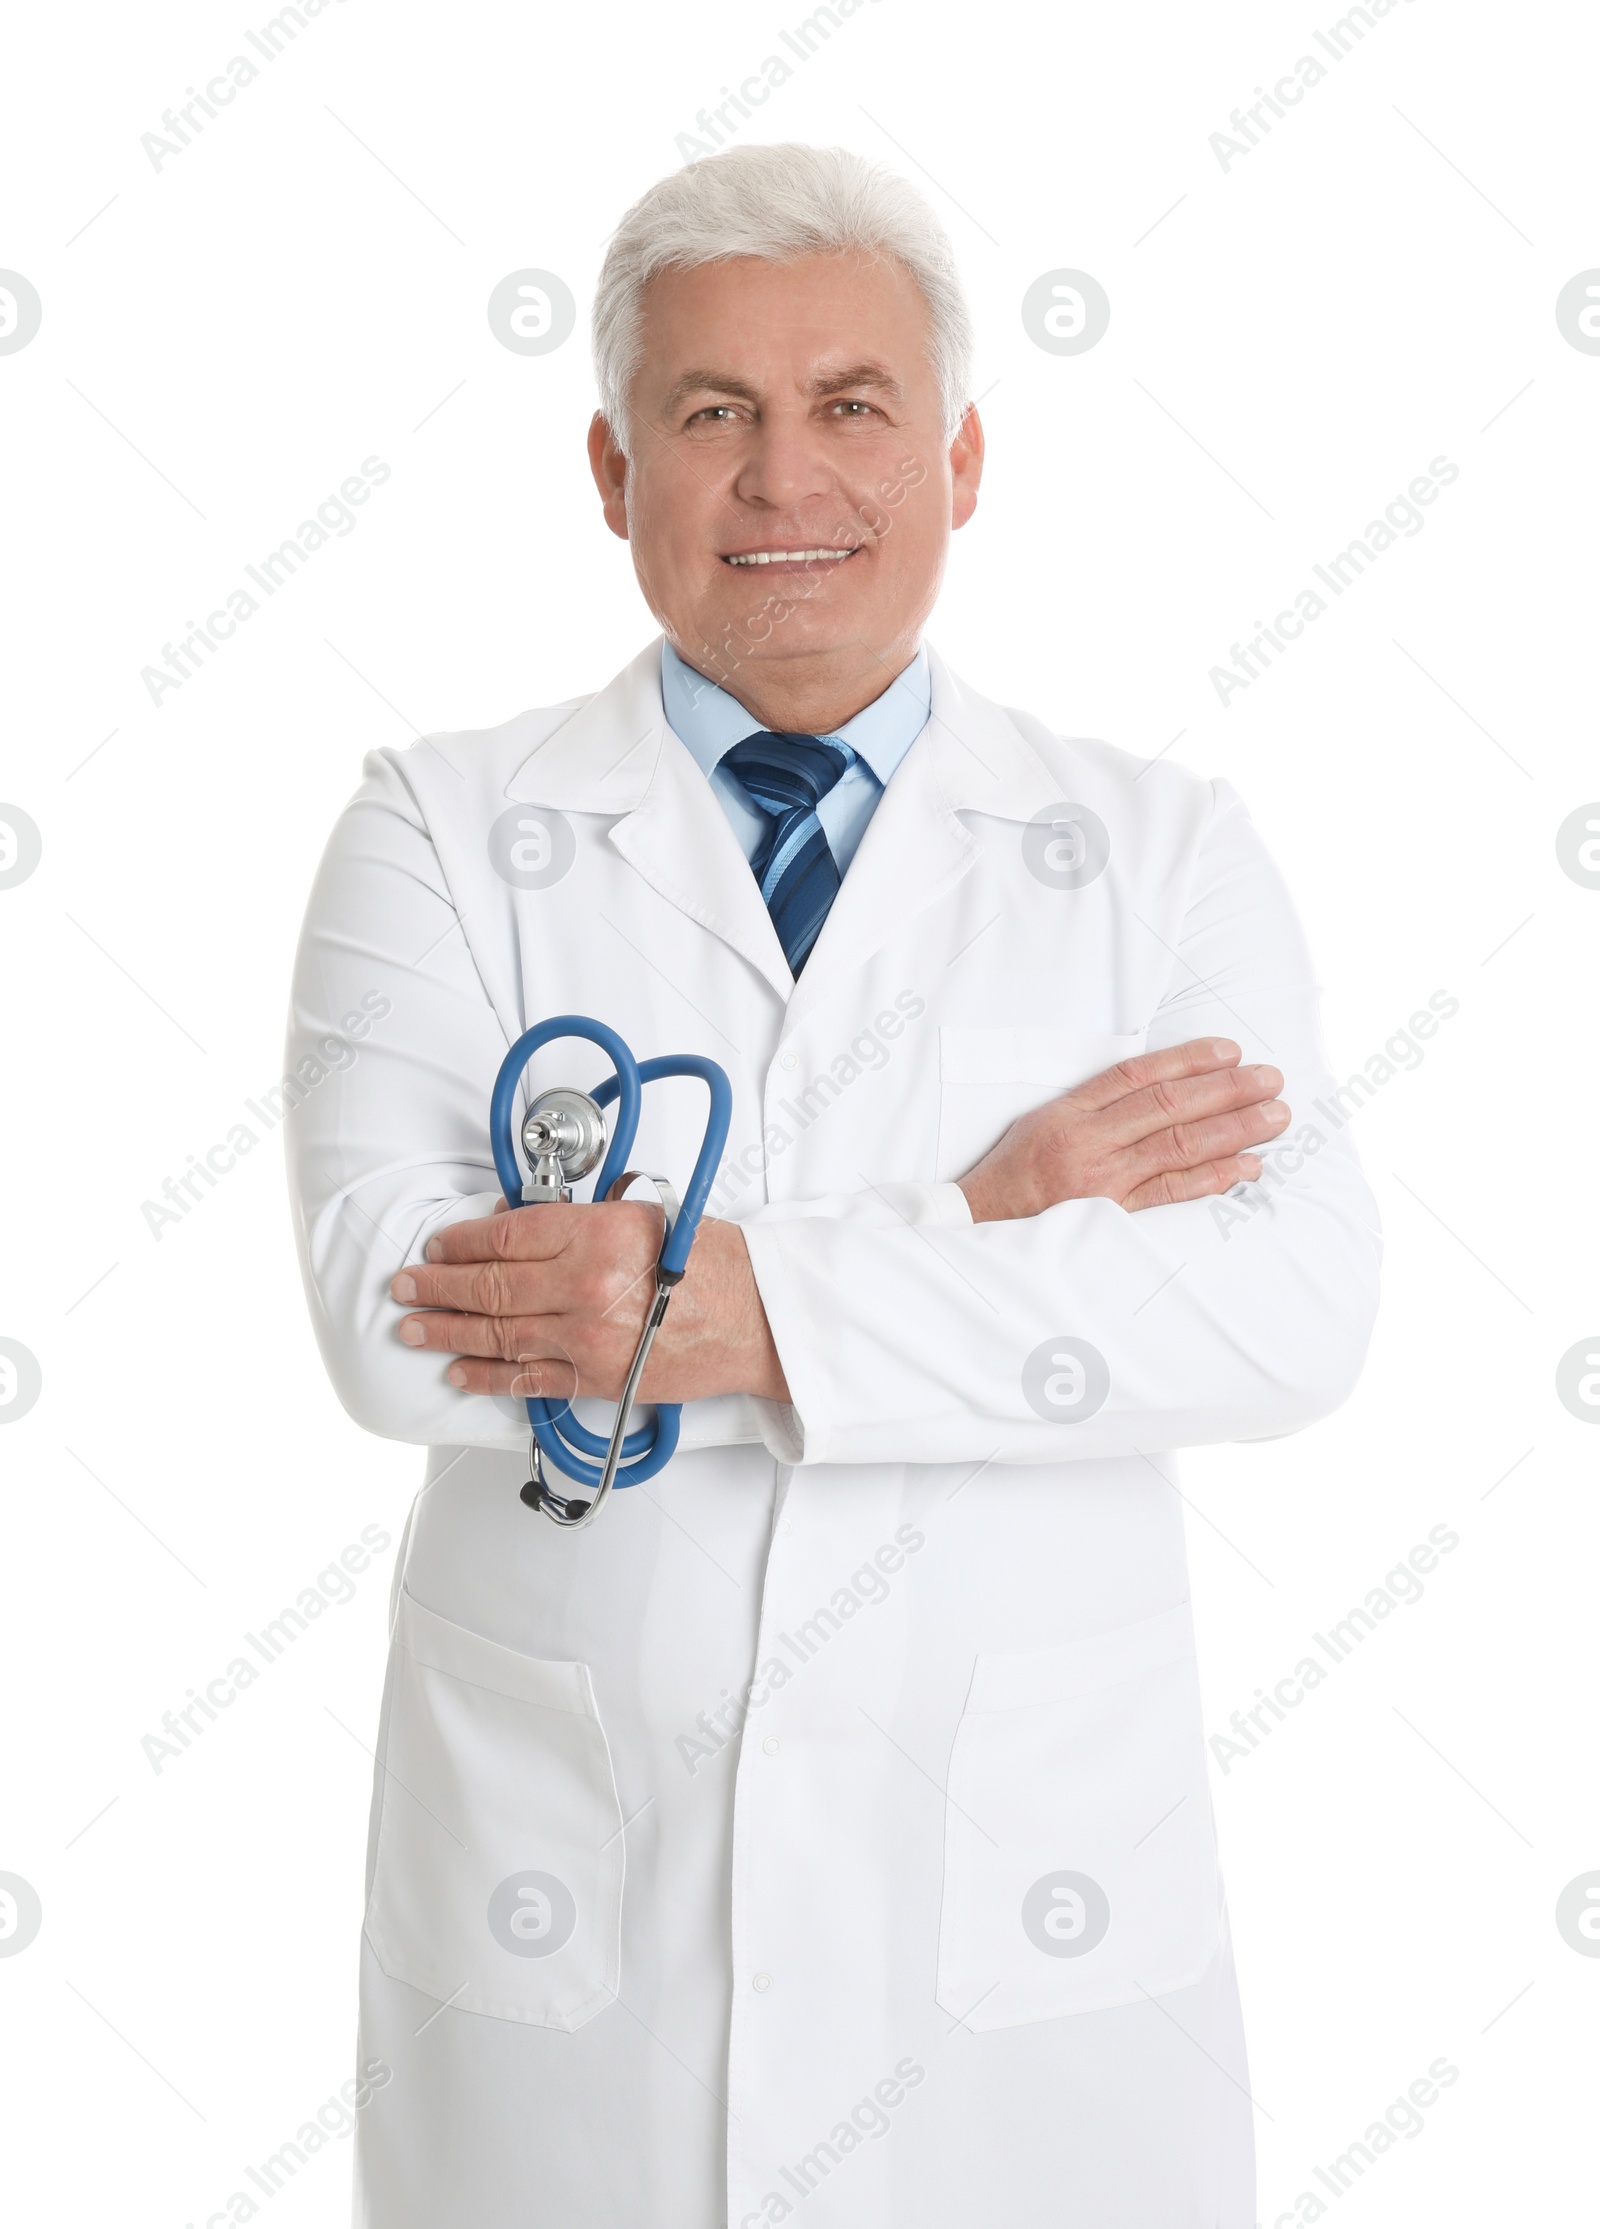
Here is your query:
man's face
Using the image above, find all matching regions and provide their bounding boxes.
[588,251,982,708]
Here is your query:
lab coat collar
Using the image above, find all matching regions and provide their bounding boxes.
[780,642,1066,1025]
[503,636,1066,1014]
[918,641,1066,823]
[503,636,667,813]
[504,638,794,999]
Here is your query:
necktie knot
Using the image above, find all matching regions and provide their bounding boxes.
[719,730,857,975]
[721,730,855,815]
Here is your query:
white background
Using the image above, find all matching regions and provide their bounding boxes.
[1,1,1596,2222]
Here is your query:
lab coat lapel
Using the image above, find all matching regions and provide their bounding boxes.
[784,642,1064,1030]
[608,750,794,1004]
[503,638,793,1003]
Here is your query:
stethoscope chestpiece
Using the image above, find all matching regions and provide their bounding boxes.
[519,1087,607,1203]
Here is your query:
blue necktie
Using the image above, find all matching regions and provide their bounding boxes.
[720,730,856,974]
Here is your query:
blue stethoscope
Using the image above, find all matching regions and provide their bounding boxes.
[489,1017,731,1529]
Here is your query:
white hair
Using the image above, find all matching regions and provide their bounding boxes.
[591,143,975,455]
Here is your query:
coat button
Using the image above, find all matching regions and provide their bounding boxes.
[762,1735,780,1755]
[752,1972,773,1992]
[778,1051,798,1070]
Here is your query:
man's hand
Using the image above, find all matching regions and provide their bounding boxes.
[956,1038,1288,1222]
[390,1202,789,1407]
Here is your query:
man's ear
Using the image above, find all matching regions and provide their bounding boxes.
[949,404,985,531]
[587,412,630,540]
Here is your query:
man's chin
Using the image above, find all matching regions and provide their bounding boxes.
[684,622,872,682]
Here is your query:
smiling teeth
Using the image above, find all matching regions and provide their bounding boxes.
[724,548,856,565]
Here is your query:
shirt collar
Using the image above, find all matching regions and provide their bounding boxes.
[660,638,931,789]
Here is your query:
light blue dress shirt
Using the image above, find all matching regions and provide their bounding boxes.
[660,639,931,879]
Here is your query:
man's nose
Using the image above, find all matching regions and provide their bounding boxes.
[730,415,839,512]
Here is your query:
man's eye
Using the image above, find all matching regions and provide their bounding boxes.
[832,400,874,416]
[688,405,739,425]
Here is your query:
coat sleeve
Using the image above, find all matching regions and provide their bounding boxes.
[284,749,529,1451]
[738,780,1383,1467]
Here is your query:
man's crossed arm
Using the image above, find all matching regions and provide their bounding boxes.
[388,1038,1289,1409]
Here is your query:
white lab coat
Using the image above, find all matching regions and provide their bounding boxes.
[286,636,1380,2228]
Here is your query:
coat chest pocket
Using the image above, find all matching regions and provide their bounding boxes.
[364,1589,624,2028]
[936,1605,1223,2031]
[934,1024,1147,1180]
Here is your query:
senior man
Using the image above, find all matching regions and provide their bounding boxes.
[287,142,1380,2228]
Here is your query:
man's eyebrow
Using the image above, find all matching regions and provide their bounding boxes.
[808,362,904,402]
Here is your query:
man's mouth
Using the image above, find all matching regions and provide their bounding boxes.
[719,546,862,568]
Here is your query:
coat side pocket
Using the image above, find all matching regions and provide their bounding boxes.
[364,1589,624,2028]
[936,1603,1223,2029]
